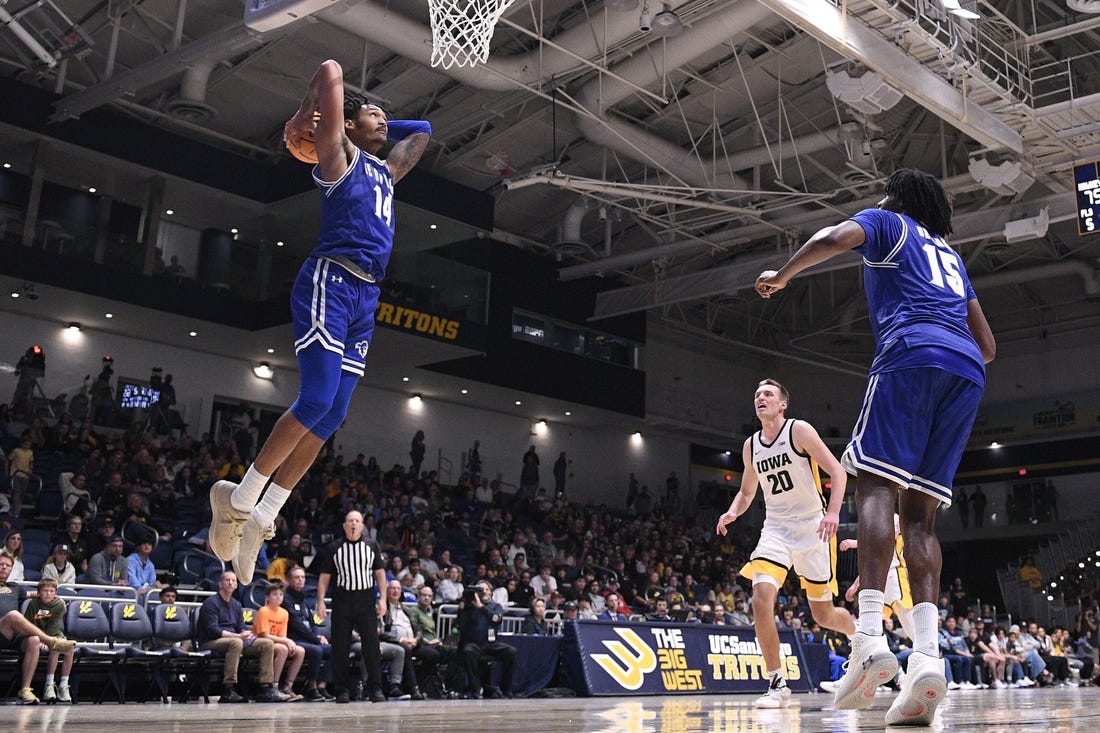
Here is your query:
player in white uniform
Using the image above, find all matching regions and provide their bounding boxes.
[840,515,915,639]
[716,379,856,708]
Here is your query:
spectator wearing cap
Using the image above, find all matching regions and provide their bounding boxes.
[86,535,128,586]
[41,545,76,586]
[87,516,117,556]
[562,600,580,622]
[127,535,164,595]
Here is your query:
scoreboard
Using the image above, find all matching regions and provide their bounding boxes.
[1075,160,1100,235]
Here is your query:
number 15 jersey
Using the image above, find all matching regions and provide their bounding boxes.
[752,418,826,519]
[849,208,985,388]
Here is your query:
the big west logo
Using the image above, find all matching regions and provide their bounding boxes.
[755,453,792,473]
[591,629,657,690]
[164,605,178,620]
[79,601,94,614]
[123,604,136,619]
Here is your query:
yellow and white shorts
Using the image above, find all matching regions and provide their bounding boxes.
[740,513,838,601]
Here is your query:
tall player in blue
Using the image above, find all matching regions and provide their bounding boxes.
[207,59,430,586]
[755,169,995,726]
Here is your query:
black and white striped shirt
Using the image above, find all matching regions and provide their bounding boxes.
[316,536,384,592]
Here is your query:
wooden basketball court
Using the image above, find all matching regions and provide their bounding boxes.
[6,686,1098,732]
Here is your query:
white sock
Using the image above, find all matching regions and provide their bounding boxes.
[857,589,885,635]
[252,482,291,528]
[767,667,786,687]
[231,465,271,512]
[911,602,940,657]
[45,674,54,686]
[60,676,69,685]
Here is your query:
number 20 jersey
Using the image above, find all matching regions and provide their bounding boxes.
[849,208,985,388]
[752,418,826,518]
[312,146,395,281]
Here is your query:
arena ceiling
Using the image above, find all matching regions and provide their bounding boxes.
[2,0,1100,384]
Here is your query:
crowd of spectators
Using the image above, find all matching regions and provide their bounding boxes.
[2,408,1100,701]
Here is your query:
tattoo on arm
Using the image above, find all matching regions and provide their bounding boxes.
[387,133,430,183]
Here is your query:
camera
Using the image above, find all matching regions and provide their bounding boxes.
[16,345,46,378]
[462,585,484,603]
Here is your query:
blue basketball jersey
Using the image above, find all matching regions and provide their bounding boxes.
[848,208,985,386]
[311,147,395,281]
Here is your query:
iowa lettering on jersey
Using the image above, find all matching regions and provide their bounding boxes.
[756,453,792,474]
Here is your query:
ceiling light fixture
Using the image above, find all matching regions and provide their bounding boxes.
[410,393,422,403]
[105,313,113,318]
[87,187,96,193]
[266,348,274,354]
[188,330,197,337]
[10,291,19,298]
[564,411,572,416]
[429,224,438,230]
[651,3,683,37]
[2,163,10,169]
[276,241,285,247]
[253,362,274,380]
[67,322,81,332]
[165,209,174,215]
[402,376,410,382]
[515,400,522,406]
[460,388,468,394]
[939,0,980,18]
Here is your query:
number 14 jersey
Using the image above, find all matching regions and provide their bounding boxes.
[752,418,826,518]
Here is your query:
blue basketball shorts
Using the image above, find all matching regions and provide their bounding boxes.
[841,367,983,505]
[290,256,379,376]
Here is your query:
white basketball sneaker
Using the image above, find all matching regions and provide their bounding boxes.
[208,480,250,562]
[755,678,792,708]
[832,632,899,710]
[885,651,948,726]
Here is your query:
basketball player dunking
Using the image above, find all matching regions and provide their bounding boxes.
[716,379,856,708]
[207,59,430,585]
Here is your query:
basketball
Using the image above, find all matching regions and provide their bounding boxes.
[286,129,317,164]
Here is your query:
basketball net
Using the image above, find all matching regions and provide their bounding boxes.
[427,0,518,69]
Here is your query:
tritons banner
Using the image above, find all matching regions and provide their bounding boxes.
[562,620,827,696]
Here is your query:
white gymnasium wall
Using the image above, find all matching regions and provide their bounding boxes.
[644,329,868,448]
[0,311,689,508]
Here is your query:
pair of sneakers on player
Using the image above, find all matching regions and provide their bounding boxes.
[759,633,946,726]
[208,480,274,584]
[827,632,946,726]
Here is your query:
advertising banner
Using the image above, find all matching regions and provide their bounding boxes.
[562,619,828,696]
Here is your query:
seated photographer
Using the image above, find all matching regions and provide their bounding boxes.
[457,580,517,699]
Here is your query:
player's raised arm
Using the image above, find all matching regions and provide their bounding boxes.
[284,59,350,180]
[385,120,432,184]
[716,438,759,535]
[755,220,867,299]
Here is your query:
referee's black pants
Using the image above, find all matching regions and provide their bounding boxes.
[331,588,382,695]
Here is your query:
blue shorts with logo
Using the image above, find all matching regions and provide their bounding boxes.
[841,367,983,505]
[287,256,380,439]
[290,256,379,377]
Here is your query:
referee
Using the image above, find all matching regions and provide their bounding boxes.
[314,510,387,703]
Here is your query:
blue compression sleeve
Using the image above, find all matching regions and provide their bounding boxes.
[387,119,432,141]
